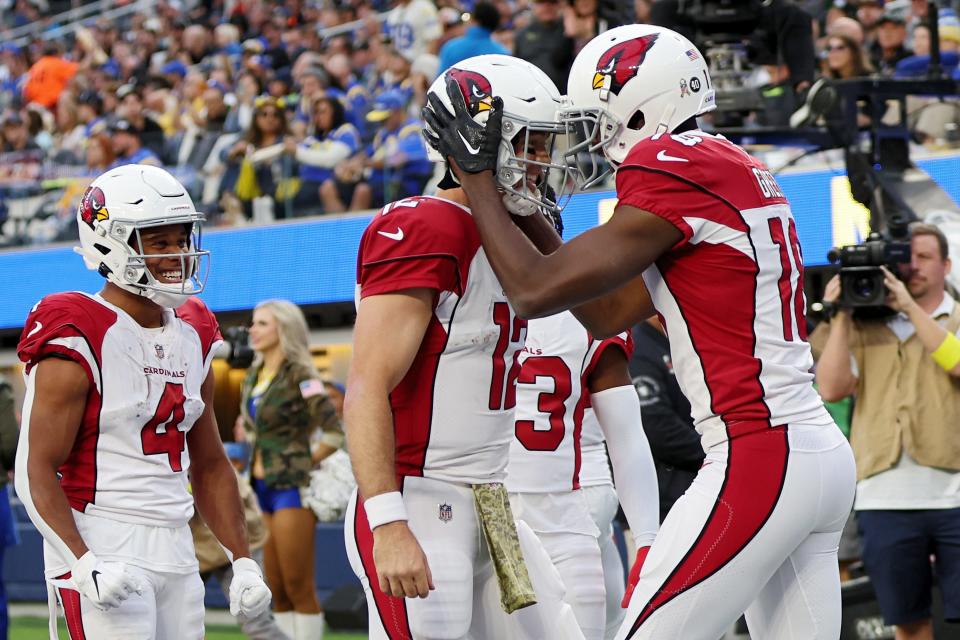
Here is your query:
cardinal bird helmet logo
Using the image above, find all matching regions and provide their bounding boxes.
[78,186,110,228]
[447,68,494,117]
[593,33,660,100]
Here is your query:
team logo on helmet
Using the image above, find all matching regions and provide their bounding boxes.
[593,33,660,98]
[447,68,494,117]
[78,186,110,228]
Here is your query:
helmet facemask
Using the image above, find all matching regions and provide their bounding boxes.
[78,214,211,309]
[497,112,578,218]
[122,219,211,308]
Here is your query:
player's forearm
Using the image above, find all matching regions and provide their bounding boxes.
[510,210,562,255]
[192,457,251,561]
[815,313,857,402]
[343,380,399,500]
[16,460,88,564]
[592,385,660,547]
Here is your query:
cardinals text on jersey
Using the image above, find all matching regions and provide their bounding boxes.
[355,195,526,484]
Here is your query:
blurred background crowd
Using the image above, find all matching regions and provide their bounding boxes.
[0,0,957,248]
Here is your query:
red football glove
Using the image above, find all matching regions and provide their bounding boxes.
[621,546,650,608]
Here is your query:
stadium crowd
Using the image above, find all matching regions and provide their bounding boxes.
[0,0,959,247]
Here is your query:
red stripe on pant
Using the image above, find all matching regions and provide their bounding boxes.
[627,425,789,637]
[354,495,413,639]
[55,572,87,640]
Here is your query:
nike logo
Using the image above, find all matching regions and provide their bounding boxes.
[26,321,42,338]
[91,570,102,598]
[377,228,404,241]
[457,131,481,155]
[657,150,688,163]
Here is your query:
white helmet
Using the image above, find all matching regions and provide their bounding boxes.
[425,54,574,215]
[564,25,716,179]
[75,165,209,309]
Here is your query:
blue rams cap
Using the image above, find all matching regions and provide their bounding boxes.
[366,89,407,122]
[161,60,188,78]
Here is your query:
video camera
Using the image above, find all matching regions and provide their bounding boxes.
[667,0,815,126]
[222,325,255,369]
[827,232,912,310]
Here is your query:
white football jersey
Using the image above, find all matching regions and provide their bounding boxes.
[506,312,630,494]
[356,196,526,484]
[18,292,222,528]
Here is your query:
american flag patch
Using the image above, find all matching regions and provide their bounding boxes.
[299,379,327,399]
[686,49,700,61]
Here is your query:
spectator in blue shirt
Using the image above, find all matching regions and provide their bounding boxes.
[108,118,161,168]
[361,89,433,207]
[438,2,509,73]
[293,97,362,214]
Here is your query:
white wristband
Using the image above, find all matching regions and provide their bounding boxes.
[364,491,408,530]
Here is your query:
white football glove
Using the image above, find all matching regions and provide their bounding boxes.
[230,557,272,621]
[58,551,142,611]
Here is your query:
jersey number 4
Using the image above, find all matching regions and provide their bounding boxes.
[141,382,187,472]
[515,356,572,451]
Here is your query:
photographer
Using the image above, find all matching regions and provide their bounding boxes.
[816,223,960,640]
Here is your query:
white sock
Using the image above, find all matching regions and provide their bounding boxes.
[274,611,295,637]
[293,612,325,640]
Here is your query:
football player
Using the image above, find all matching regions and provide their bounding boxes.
[343,55,585,640]
[507,308,659,640]
[15,165,271,638]
[423,25,856,640]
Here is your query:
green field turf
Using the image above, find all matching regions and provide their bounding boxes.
[10,616,368,639]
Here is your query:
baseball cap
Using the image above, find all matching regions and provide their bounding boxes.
[108,118,137,134]
[77,89,104,111]
[877,12,905,26]
[0,43,22,56]
[1,112,23,127]
[116,83,139,100]
[366,89,407,122]
[161,60,188,78]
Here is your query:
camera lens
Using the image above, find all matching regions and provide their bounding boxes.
[852,275,877,301]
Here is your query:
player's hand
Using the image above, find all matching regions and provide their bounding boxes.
[421,75,503,176]
[621,546,650,608]
[65,551,142,611]
[229,557,273,621]
[372,521,434,599]
[881,266,915,313]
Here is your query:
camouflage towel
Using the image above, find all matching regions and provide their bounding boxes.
[472,482,537,614]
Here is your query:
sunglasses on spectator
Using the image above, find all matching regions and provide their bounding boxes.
[828,44,849,51]
[257,110,281,118]
[254,95,286,109]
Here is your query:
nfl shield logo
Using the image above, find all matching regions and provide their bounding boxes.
[155,344,164,359]
[438,503,453,523]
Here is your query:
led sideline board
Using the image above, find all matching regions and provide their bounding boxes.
[0,155,957,330]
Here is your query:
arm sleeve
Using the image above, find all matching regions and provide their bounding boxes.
[249,143,284,165]
[295,140,353,168]
[591,384,659,548]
